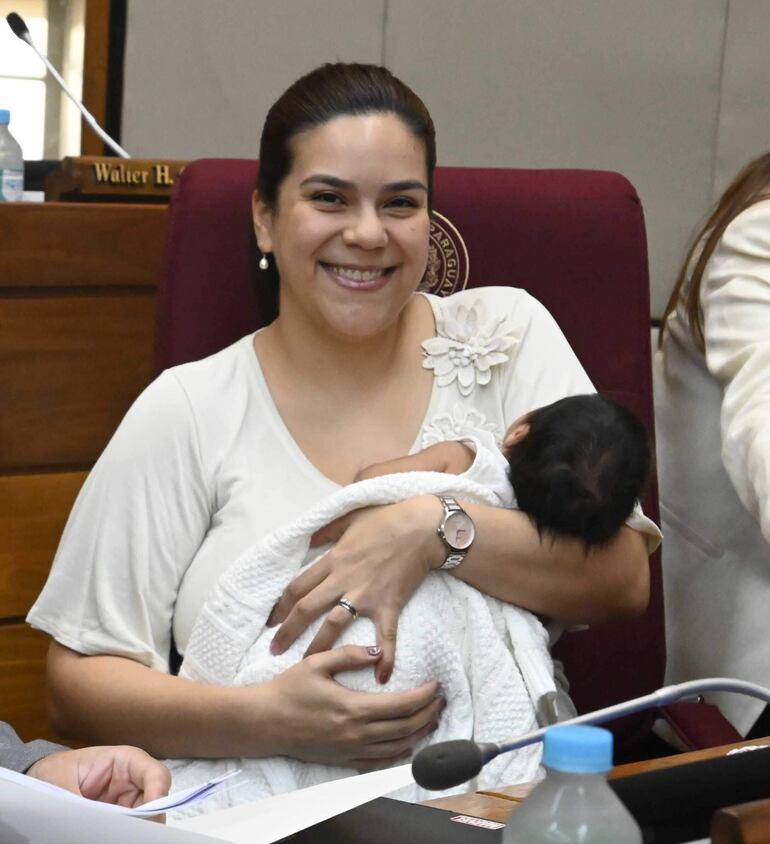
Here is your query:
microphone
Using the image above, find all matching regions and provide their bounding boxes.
[412,677,770,790]
[411,741,500,792]
[5,11,130,158]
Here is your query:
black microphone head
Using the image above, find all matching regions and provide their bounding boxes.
[412,740,496,791]
[6,12,30,41]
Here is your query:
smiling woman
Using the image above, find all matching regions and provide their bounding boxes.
[26,63,657,814]
[251,113,431,346]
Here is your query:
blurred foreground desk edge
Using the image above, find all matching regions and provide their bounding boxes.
[294,736,770,843]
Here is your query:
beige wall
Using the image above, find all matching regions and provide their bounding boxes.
[121,0,770,317]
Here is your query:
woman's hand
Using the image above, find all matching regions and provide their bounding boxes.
[44,642,443,764]
[267,496,445,683]
[27,745,171,808]
[262,645,444,770]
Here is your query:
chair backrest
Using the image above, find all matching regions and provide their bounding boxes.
[156,159,664,752]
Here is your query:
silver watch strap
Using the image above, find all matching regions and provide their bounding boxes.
[437,496,468,570]
[441,551,467,570]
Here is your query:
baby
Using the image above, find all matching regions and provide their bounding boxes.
[359,393,652,549]
[172,394,652,810]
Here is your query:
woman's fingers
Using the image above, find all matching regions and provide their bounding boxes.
[309,643,384,675]
[354,719,441,762]
[270,588,335,654]
[267,560,329,630]
[355,679,442,721]
[270,648,445,768]
[301,601,401,685]
[362,694,445,745]
[374,609,399,684]
[350,694,445,769]
[321,648,442,721]
[303,603,359,656]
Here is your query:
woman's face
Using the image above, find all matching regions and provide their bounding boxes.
[252,112,431,341]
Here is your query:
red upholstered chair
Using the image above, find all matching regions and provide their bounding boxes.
[156,159,740,757]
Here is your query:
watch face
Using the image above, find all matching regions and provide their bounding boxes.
[445,510,475,550]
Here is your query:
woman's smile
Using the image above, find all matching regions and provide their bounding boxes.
[320,262,396,291]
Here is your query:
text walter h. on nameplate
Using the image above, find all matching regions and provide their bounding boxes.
[45,156,188,203]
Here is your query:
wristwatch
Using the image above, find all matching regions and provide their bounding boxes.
[435,496,476,570]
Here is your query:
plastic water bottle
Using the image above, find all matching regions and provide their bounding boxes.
[0,110,24,202]
[503,725,642,843]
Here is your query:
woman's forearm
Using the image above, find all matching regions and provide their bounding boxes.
[46,641,444,767]
[418,497,650,625]
[46,642,276,758]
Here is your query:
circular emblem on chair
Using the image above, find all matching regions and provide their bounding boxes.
[418,211,470,296]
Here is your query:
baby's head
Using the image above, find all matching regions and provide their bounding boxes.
[503,394,651,549]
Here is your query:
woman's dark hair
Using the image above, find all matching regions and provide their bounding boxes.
[506,394,652,550]
[659,152,770,352]
[253,63,437,321]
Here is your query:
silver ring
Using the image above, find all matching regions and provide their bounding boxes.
[336,598,359,620]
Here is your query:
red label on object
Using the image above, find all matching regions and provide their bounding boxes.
[449,814,505,830]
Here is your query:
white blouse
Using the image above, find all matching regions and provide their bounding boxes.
[29,286,659,675]
[655,198,770,733]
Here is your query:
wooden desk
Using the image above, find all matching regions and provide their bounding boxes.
[0,200,167,741]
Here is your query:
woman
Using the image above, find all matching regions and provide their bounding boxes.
[28,63,653,783]
[655,153,770,736]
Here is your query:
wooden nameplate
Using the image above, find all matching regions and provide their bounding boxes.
[45,156,188,202]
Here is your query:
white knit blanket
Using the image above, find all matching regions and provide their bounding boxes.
[169,471,556,815]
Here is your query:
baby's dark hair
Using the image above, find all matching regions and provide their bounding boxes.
[506,394,651,549]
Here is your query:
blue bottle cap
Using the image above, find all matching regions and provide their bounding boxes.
[0,110,10,124]
[542,725,613,774]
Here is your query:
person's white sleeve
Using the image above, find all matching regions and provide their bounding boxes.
[701,201,770,544]
[454,431,515,507]
[627,501,662,554]
[499,289,595,413]
[26,371,213,672]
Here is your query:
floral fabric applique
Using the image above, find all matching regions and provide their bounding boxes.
[422,299,520,396]
[421,408,503,449]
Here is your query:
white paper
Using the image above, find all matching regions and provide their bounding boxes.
[135,770,241,816]
[0,776,225,844]
[176,763,416,843]
[0,765,239,816]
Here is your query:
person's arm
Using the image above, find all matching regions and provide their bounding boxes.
[267,289,652,681]
[353,440,475,481]
[0,720,170,806]
[0,720,66,774]
[32,374,442,766]
[701,200,770,542]
[46,642,444,768]
[426,496,650,624]
[269,495,649,681]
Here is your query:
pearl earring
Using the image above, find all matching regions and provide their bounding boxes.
[259,255,269,271]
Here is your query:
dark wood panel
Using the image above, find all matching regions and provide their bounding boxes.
[0,472,88,617]
[0,294,156,469]
[0,203,167,288]
[713,799,770,844]
[0,625,60,743]
[610,736,770,779]
[82,0,111,157]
